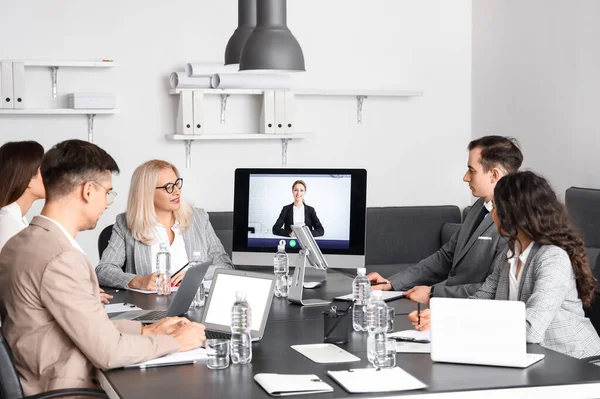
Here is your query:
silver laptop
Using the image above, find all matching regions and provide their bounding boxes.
[202,269,275,342]
[430,298,545,368]
[110,261,210,323]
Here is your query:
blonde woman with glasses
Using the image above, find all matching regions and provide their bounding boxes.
[95,160,233,289]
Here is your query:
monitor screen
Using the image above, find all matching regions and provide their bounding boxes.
[232,168,367,269]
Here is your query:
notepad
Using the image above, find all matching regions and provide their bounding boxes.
[254,373,333,396]
[291,344,360,364]
[327,367,427,393]
[104,303,143,314]
[333,291,405,302]
[127,286,179,295]
[123,347,206,369]
[394,341,431,353]
[389,329,431,342]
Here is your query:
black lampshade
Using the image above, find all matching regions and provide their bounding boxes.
[224,0,257,65]
[239,0,305,72]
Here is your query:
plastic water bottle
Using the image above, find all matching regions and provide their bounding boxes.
[365,290,388,365]
[230,291,252,364]
[156,243,171,295]
[273,240,289,298]
[189,252,205,308]
[352,267,370,331]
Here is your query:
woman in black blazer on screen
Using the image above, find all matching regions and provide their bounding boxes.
[272,180,325,237]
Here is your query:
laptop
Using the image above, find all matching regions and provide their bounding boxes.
[110,261,210,323]
[429,298,545,368]
[202,269,276,342]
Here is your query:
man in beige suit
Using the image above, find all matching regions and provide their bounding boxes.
[0,139,205,396]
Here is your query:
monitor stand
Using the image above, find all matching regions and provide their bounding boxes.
[288,249,331,307]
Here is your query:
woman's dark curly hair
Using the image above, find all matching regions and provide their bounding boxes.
[493,171,596,307]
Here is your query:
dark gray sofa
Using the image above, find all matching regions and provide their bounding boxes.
[207,206,463,277]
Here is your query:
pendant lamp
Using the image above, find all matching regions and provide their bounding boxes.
[225,0,257,65]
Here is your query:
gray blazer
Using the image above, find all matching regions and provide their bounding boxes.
[389,198,505,297]
[95,208,234,288]
[472,243,600,359]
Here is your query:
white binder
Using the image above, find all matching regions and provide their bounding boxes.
[254,374,333,396]
[12,62,25,109]
[284,91,295,133]
[1,62,14,109]
[327,367,427,393]
[192,91,204,135]
[274,90,286,134]
[260,90,275,134]
[175,91,193,134]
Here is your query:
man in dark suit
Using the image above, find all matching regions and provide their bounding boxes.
[368,136,523,303]
[272,180,325,237]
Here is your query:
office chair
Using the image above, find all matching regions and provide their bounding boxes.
[97,224,113,259]
[0,329,108,399]
[585,256,600,335]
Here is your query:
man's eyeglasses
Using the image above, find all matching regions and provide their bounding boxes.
[156,178,183,194]
[92,181,117,205]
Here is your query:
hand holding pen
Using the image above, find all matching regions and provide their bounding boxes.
[408,308,431,331]
[367,272,392,291]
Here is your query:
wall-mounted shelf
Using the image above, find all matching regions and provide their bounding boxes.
[167,133,312,168]
[22,60,115,68]
[0,109,119,142]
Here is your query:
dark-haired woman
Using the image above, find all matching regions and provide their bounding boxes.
[272,180,324,237]
[409,171,600,359]
[0,141,45,252]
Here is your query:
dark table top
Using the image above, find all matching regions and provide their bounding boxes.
[100,270,600,398]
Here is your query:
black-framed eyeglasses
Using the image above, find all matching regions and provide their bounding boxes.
[156,178,183,194]
[92,181,117,205]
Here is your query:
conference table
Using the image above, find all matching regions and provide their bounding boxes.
[98,269,600,398]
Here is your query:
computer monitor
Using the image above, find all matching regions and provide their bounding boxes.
[232,168,367,269]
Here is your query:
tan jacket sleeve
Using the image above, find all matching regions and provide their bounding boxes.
[113,320,144,335]
[40,250,180,369]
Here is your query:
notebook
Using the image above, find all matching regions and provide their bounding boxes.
[327,367,427,393]
[123,347,207,369]
[291,343,360,364]
[254,373,333,396]
[333,291,405,302]
[202,269,276,342]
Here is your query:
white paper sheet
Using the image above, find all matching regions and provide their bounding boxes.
[327,367,427,393]
[291,344,360,364]
[389,330,431,341]
[254,373,334,396]
[104,303,143,314]
[334,291,405,302]
[124,347,206,368]
[395,341,431,353]
[127,286,179,295]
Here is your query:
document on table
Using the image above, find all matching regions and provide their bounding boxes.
[123,347,206,369]
[333,291,405,302]
[389,330,431,353]
[327,367,427,393]
[127,286,179,295]
[254,373,333,396]
[291,344,360,364]
[104,303,143,314]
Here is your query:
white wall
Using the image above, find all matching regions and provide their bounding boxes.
[472,0,600,197]
[0,0,473,263]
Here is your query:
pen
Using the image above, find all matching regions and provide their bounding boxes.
[418,303,421,327]
[370,281,389,286]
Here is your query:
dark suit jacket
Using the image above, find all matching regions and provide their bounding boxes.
[272,203,324,237]
[389,198,506,298]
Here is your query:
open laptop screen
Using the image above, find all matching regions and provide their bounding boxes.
[203,271,274,332]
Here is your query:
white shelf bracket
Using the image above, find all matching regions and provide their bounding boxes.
[87,114,96,143]
[220,94,230,124]
[281,138,289,166]
[51,67,59,98]
[356,95,367,124]
[185,140,193,168]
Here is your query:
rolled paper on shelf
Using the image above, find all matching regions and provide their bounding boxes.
[170,72,212,89]
[210,73,292,89]
[185,63,238,77]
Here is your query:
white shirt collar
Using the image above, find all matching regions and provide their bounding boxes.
[293,203,304,210]
[484,200,493,213]
[507,240,535,264]
[2,202,28,226]
[38,215,85,254]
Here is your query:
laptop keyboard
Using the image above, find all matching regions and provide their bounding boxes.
[132,310,168,321]
[205,330,232,340]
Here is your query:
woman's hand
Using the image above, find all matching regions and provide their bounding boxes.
[171,271,185,286]
[143,317,191,335]
[128,273,157,290]
[408,308,431,331]
[99,288,113,304]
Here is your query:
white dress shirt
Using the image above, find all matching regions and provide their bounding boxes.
[0,202,28,253]
[38,215,85,254]
[483,200,493,213]
[293,204,305,225]
[149,221,189,274]
[507,241,535,301]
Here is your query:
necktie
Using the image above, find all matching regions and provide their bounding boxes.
[469,206,489,239]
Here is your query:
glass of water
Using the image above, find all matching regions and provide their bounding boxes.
[206,339,230,370]
[386,306,395,333]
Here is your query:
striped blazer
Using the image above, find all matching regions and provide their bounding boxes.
[472,243,600,359]
[95,208,233,289]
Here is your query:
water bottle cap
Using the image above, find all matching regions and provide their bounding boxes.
[357,267,366,275]
[371,290,383,298]
[235,291,247,300]
[277,239,286,251]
